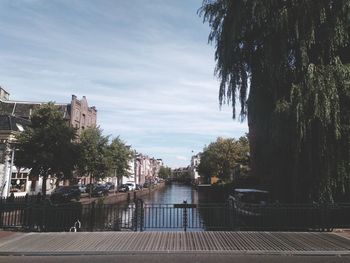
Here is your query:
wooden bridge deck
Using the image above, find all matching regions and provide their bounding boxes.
[0,231,349,256]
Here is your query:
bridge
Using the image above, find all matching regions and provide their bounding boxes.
[0,231,349,256]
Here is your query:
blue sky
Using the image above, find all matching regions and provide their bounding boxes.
[0,0,248,168]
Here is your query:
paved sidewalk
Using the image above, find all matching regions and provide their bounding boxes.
[0,231,349,256]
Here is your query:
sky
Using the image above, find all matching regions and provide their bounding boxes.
[0,0,248,168]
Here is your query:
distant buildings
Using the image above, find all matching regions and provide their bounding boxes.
[127,153,163,186]
[0,87,97,197]
[190,152,201,184]
[93,153,164,189]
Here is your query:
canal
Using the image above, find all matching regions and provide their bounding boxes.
[84,183,228,232]
[131,183,227,231]
[140,182,199,204]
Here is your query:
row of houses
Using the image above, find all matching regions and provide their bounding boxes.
[100,153,163,188]
[0,87,163,197]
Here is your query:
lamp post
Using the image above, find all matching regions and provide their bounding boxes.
[6,147,15,197]
[114,167,117,194]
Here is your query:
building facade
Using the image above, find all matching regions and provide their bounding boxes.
[132,153,163,186]
[0,87,97,137]
[0,115,32,197]
[0,87,97,196]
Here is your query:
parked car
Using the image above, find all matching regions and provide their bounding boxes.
[78,184,86,193]
[50,186,81,203]
[118,184,129,192]
[85,184,95,194]
[125,183,136,191]
[91,185,109,197]
[105,182,115,190]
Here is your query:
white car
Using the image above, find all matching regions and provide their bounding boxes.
[125,183,136,191]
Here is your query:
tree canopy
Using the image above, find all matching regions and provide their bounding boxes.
[158,166,172,179]
[77,128,133,189]
[106,137,133,180]
[15,103,78,196]
[199,0,350,202]
[197,136,250,183]
[77,127,110,184]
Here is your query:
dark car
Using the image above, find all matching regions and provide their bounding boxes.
[91,185,109,197]
[105,182,115,190]
[50,186,81,203]
[118,184,129,192]
[85,184,97,194]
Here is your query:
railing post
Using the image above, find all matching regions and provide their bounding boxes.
[140,199,144,232]
[133,199,138,231]
[89,201,96,232]
[183,200,187,232]
[134,199,144,232]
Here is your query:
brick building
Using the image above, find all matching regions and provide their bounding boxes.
[0,87,97,136]
[0,87,97,196]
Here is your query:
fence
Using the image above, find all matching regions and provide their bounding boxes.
[1,197,350,232]
[228,201,350,231]
[140,202,229,231]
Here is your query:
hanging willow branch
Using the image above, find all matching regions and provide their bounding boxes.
[199,0,350,202]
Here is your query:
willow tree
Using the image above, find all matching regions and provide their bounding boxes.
[199,0,350,202]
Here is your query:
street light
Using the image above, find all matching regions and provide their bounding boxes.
[5,147,16,197]
[114,166,118,194]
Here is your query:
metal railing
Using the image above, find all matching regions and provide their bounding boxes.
[1,198,350,232]
[141,202,229,231]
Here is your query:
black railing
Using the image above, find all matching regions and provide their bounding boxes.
[0,194,41,204]
[82,202,136,231]
[141,202,229,231]
[1,198,350,232]
[228,201,350,231]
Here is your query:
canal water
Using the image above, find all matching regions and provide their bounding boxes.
[131,183,227,231]
[86,183,228,231]
[140,182,199,204]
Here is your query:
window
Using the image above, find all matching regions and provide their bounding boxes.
[10,173,28,193]
[82,114,86,126]
[75,109,80,121]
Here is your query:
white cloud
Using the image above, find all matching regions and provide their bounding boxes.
[0,0,248,168]
[176,156,187,161]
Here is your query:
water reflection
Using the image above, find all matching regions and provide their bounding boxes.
[140,183,208,231]
[84,183,228,231]
[141,183,197,204]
